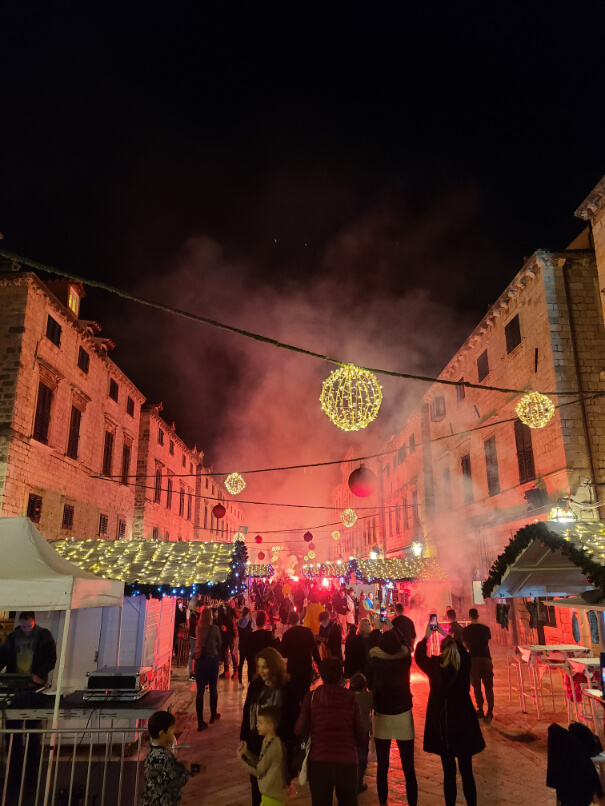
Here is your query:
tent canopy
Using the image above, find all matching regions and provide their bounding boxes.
[484,520,605,600]
[0,517,123,610]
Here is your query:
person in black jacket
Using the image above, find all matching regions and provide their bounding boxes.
[318,611,342,667]
[280,611,321,706]
[236,608,254,686]
[344,618,371,680]
[368,629,417,806]
[415,621,485,806]
[217,601,238,679]
[245,610,280,677]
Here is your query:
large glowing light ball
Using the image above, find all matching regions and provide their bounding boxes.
[224,472,246,495]
[212,503,226,519]
[515,392,555,429]
[348,465,377,497]
[255,535,263,544]
[308,542,315,551]
[332,530,341,541]
[320,364,383,431]
[341,508,358,528]
[308,550,316,559]
[304,531,313,543]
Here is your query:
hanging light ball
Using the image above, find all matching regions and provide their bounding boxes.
[515,392,555,429]
[212,503,226,519]
[308,550,316,559]
[348,465,378,497]
[320,363,383,432]
[258,551,265,561]
[304,555,309,561]
[255,535,263,544]
[341,508,358,528]
[332,530,341,541]
[224,472,246,495]
[308,542,315,551]
[271,554,279,563]
[304,531,313,543]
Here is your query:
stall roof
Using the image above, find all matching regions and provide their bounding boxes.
[51,537,235,586]
[0,517,123,610]
[485,520,605,599]
[304,557,447,581]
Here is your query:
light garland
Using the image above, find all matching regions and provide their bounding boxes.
[515,392,555,429]
[320,364,383,432]
[308,550,316,559]
[224,472,246,495]
[341,508,358,528]
[332,530,341,541]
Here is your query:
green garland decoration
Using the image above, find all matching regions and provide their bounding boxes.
[482,521,602,599]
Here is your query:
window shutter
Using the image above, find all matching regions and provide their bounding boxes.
[461,453,473,504]
[66,406,81,459]
[484,436,500,497]
[27,493,42,523]
[121,443,131,485]
[514,419,535,484]
[102,431,114,476]
[33,382,53,444]
[154,469,162,503]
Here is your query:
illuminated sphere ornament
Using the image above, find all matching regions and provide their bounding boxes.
[304,531,313,543]
[255,535,263,544]
[320,363,383,432]
[340,508,358,528]
[348,465,377,497]
[515,392,555,429]
[332,530,341,541]
[258,551,265,561]
[224,472,246,495]
[308,542,315,551]
[212,503,226,519]
[308,550,316,559]
[304,555,309,561]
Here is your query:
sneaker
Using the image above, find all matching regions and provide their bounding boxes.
[476,708,484,719]
[189,675,196,681]
[210,713,221,724]
[197,722,208,731]
[219,672,230,679]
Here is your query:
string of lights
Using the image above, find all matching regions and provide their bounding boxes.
[0,247,593,398]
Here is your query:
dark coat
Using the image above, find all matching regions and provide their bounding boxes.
[547,722,604,806]
[0,625,57,683]
[344,633,369,679]
[244,629,280,675]
[240,676,300,757]
[367,646,412,715]
[415,638,485,757]
[280,625,321,682]
[295,684,365,766]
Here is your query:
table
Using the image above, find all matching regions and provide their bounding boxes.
[518,644,591,663]
[568,657,600,676]
[1,688,173,721]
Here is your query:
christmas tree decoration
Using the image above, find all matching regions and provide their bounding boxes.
[340,508,358,528]
[332,530,341,541]
[515,392,555,429]
[304,531,313,543]
[348,465,377,497]
[255,535,263,544]
[258,551,265,561]
[212,503,226,519]
[232,529,246,542]
[224,472,246,495]
[319,363,383,432]
[308,550,316,559]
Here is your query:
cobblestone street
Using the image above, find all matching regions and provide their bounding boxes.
[168,647,554,806]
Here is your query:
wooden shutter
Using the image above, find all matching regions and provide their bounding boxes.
[461,453,473,504]
[27,493,42,523]
[121,443,131,485]
[102,431,114,476]
[484,436,500,497]
[66,406,81,459]
[514,419,535,484]
[154,469,162,502]
[33,382,53,444]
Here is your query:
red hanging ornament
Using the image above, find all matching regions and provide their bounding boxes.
[308,542,315,551]
[258,551,265,561]
[255,535,263,544]
[304,531,313,543]
[212,503,226,519]
[587,575,594,585]
[348,465,377,498]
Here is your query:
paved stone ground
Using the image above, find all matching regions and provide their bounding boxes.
[168,647,557,806]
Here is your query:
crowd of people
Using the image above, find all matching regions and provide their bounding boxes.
[169,578,498,806]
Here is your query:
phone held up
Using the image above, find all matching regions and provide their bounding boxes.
[429,613,438,631]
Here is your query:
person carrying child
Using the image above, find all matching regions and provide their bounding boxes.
[238,704,289,806]
[143,710,192,806]
[349,672,372,794]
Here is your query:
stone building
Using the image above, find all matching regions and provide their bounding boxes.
[133,403,244,542]
[576,174,605,322]
[0,270,145,540]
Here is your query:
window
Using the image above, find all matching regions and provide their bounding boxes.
[62,504,74,530]
[102,431,114,476]
[66,406,82,460]
[411,489,419,526]
[514,419,536,484]
[154,469,162,503]
[182,454,186,468]
[27,493,42,523]
[121,442,131,485]
[205,478,209,489]
[77,347,90,374]
[179,486,185,517]
[430,396,446,422]
[204,507,208,528]
[190,462,193,474]
[456,379,466,402]
[169,440,174,456]
[165,530,170,542]
[397,444,407,463]
[117,519,126,539]
[484,436,500,497]
[126,396,135,417]
[477,350,489,382]
[409,434,416,454]
[98,513,108,536]
[158,428,164,446]
[152,526,160,541]
[442,466,452,511]
[46,315,62,347]
[33,382,53,444]
[68,289,79,315]
[505,315,522,354]
[166,478,173,509]
[187,492,192,521]
[461,453,473,505]
[108,379,119,402]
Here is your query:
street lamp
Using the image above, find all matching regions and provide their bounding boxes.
[411,541,423,557]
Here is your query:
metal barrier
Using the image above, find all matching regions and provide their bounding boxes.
[0,726,144,806]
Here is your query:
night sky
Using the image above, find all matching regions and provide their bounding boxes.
[2,7,605,538]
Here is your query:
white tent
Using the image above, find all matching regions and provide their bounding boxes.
[0,517,123,610]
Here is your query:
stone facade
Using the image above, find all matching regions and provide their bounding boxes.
[576,174,605,318]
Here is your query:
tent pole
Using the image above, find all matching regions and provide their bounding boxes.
[43,607,71,806]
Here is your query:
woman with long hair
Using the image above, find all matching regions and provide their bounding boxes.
[193,607,222,730]
[239,647,299,806]
[368,629,417,806]
[415,621,485,806]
